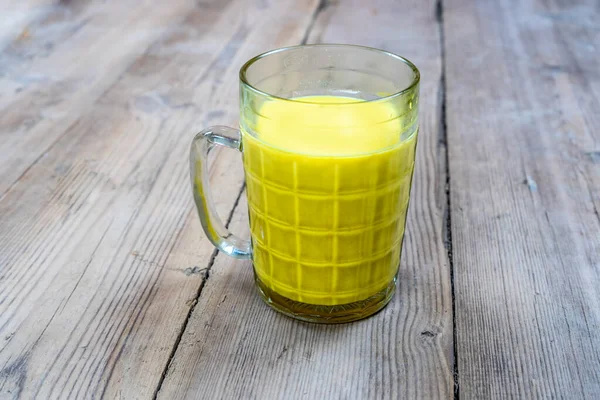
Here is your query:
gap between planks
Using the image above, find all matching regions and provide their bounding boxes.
[150,1,330,396]
[435,0,459,398]
[151,183,246,400]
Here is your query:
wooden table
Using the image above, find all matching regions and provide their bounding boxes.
[1,0,599,398]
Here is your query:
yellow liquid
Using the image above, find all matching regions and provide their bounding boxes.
[242,96,417,305]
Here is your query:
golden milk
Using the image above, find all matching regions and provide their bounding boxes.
[242,96,417,305]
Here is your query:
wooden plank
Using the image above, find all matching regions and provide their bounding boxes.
[0,0,321,398]
[158,0,454,398]
[0,0,201,198]
[445,0,600,397]
[0,0,54,47]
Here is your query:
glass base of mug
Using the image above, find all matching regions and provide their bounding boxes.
[255,275,396,324]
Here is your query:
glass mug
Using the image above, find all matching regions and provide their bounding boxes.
[191,44,419,323]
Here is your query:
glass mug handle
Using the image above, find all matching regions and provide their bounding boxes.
[190,126,251,259]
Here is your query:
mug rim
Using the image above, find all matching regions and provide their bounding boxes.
[239,44,420,105]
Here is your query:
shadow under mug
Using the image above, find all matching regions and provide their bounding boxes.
[190,44,419,323]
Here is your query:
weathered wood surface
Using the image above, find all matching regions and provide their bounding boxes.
[158,0,454,398]
[2,0,599,398]
[445,0,600,397]
[0,0,203,198]
[0,0,320,397]
[0,0,54,47]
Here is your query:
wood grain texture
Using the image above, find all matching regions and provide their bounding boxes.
[445,0,600,397]
[0,0,55,47]
[158,0,454,398]
[0,0,320,398]
[0,0,200,198]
